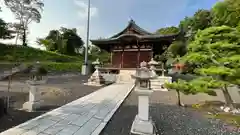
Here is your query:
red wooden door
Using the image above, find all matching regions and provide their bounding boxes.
[139,51,152,65]
[112,52,122,68]
[122,51,138,68]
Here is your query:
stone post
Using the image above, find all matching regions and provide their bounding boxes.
[22,61,47,112]
[23,80,46,112]
[130,61,156,135]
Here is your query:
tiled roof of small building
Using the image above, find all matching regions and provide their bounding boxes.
[91,20,180,43]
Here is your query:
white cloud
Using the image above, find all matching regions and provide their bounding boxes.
[73,0,99,46]
[74,0,98,20]
[77,25,86,38]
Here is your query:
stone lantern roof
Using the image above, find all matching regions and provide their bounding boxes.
[131,61,157,80]
[148,58,159,66]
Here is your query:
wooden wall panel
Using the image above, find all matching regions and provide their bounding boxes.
[122,51,138,68]
[112,50,153,68]
[139,51,152,64]
[112,52,122,68]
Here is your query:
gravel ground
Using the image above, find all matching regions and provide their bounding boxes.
[0,74,101,133]
[100,91,240,135]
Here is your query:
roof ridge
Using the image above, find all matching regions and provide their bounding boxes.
[110,20,152,38]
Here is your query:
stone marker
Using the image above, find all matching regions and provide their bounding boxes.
[130,61,157,135]
[23,61,47,112]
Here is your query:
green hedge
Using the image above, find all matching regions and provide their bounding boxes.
[0,62,82,72]
[39,62,82,72]
[24,62,83,72]
[0,44,83,62]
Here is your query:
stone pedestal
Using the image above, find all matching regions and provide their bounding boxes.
[23,80,46,112]
[151,76,172,91]
[131,88,155,135]
[85,68,105,86]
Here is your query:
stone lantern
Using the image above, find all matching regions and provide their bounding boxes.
[130,61,157,135]
[148,58,158,76]
[85,59,105,86]
[23,61,47,112]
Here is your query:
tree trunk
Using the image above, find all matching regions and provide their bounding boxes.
[222,84,234,108]
[15,32,19,45]
[176,90,183,106]
[22,28,27,46]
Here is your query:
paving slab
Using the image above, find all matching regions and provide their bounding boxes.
[0,83,134,135]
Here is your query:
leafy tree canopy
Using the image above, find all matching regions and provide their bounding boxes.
[4,0,44,46]
[0,19,14,39]
[155,26,179,35]
[211,0,240,27]
[0,9,15,39]
[37,27,84,56]
[167,26,240,107]
[179,9,212,41]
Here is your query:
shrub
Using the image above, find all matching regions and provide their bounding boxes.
[37,66,48,75]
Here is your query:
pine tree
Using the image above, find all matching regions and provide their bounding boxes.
[165,26,240,108]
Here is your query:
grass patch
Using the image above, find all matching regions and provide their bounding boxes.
[0,44,82,62]
[206,113,240,127]
[39,62,82,72]
[191,101,225,112]
[192,101,240,127]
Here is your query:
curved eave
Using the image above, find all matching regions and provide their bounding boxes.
[91,33,179,43]
[91,32,180,52]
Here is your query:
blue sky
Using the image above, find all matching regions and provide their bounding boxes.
[0,0,218,48]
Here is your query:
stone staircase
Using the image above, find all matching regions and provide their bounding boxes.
[150,76,172,91]
[116,70,136,84]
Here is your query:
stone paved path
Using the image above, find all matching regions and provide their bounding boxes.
[0,83,134,135]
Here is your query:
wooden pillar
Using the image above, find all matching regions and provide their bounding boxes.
[121,47,124,68]
[137,43,140,67]
[151,44,154,59]
[110,51,113,65]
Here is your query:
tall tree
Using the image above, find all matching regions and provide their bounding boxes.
[0,9,15,39]
[180,9,212,41]
[37,27,84,55]
[4,0,44,46]
[155,26,187,61]
[190,9,212,31]
[0,19,15,39]
[60,27,84,55]
[212,0,240,27]
[156,26,179,35]
[8,22,27,45]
